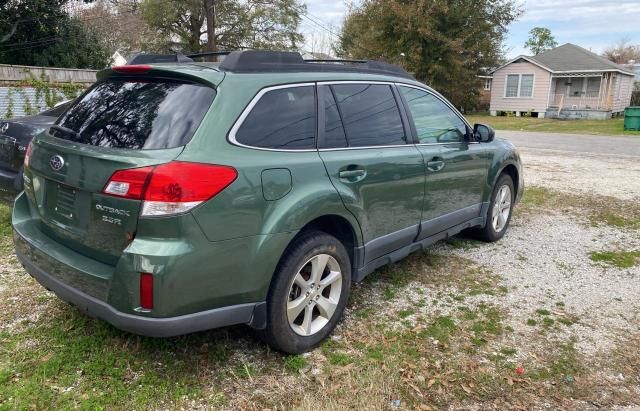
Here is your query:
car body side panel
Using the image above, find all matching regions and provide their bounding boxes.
[319,147,424,262]
[415,142,489,239]
[188,149,356,242]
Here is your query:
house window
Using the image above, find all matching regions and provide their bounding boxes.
[483,79,491,91]
[505,75,519,97]
[505,74,534,98]
[586,77,601,97]
[520,75,534,97]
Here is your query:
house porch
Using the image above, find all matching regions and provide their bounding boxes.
[546,72,617,120]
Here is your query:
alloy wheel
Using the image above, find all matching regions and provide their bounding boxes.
[286,254,343,336]
[492,184,512,233]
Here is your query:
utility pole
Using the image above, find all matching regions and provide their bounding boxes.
[204,0,216,56]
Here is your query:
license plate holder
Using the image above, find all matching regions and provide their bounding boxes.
[46,182,78,221]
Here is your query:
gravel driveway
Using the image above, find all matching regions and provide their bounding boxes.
[499,130,640,157]
[451,132,640,404]
[501,131,640,201]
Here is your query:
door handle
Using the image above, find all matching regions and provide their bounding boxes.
[426,158,445,172]
[338,168,366,182]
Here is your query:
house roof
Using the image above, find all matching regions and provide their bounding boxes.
[494,43,635,76]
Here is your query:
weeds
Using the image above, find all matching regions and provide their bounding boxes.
[589,250,640,268]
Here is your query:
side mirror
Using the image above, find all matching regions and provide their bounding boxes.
[473,123,495,142]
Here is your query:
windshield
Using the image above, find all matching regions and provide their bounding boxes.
[53,78,216,149]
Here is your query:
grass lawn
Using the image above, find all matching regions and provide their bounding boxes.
[465,113,640,136]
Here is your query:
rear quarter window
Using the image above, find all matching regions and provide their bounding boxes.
[52,78,216,150]
[233,85,316,150]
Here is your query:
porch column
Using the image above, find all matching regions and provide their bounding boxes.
[597,74,604,110]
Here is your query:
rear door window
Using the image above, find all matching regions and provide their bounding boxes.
[235,85,316,150]
[319,85,348,149]
[331,84,406,147]
[53,79,216,149]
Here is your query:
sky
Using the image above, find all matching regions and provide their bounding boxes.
[302,0,640,58]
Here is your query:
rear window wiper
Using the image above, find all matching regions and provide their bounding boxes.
[50,125,81,140]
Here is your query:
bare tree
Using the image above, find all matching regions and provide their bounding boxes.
[602,39,640,64]
[78,0,163,54]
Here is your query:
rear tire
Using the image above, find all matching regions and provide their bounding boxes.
[473,174,514,242]
[260,230,351,354]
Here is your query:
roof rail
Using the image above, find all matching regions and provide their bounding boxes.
[186,51,233,59]
[127,53,193,65]
[219,50,414,79]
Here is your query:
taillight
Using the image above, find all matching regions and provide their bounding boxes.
[140,273,153,309]
[112,65,152,74]
[104,166,154,199]
[103,161,237,216]
[24,141,33,168]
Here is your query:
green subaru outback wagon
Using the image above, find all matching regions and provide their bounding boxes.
[12,51,523,354]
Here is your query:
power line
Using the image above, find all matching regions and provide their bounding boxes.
[0,38,62,53]
[0,35,61,48]
[300,12,380,58]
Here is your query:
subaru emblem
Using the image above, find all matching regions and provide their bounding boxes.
[50,154,65,171]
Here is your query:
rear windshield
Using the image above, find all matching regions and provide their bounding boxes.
[52,78,216,149]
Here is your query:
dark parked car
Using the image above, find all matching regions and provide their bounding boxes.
[0,101,71,190]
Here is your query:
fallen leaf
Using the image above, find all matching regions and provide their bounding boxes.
[461,383,473,394]
[409,383,424,397]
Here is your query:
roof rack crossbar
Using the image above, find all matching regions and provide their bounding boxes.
[219,51,414,79]
[186,51,234,59]
[305,59,367,64]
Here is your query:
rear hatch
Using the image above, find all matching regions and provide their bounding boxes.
[25,69,218,265]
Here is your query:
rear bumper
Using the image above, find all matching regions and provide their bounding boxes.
[16,247,266,337]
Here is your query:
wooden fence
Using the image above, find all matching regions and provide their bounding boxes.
[0,64,97,118]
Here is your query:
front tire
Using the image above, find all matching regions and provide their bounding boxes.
[260,230,351,354]
[474,174,514,242]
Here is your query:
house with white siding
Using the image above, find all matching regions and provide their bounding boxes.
[489,43,635,120]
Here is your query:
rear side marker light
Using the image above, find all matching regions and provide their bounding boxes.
[140,273,154,309]
[103,161,238,216]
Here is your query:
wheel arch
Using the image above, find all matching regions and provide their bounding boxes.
[499,163,520,200]
[488,157,522,204]
[297,214,360,268]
